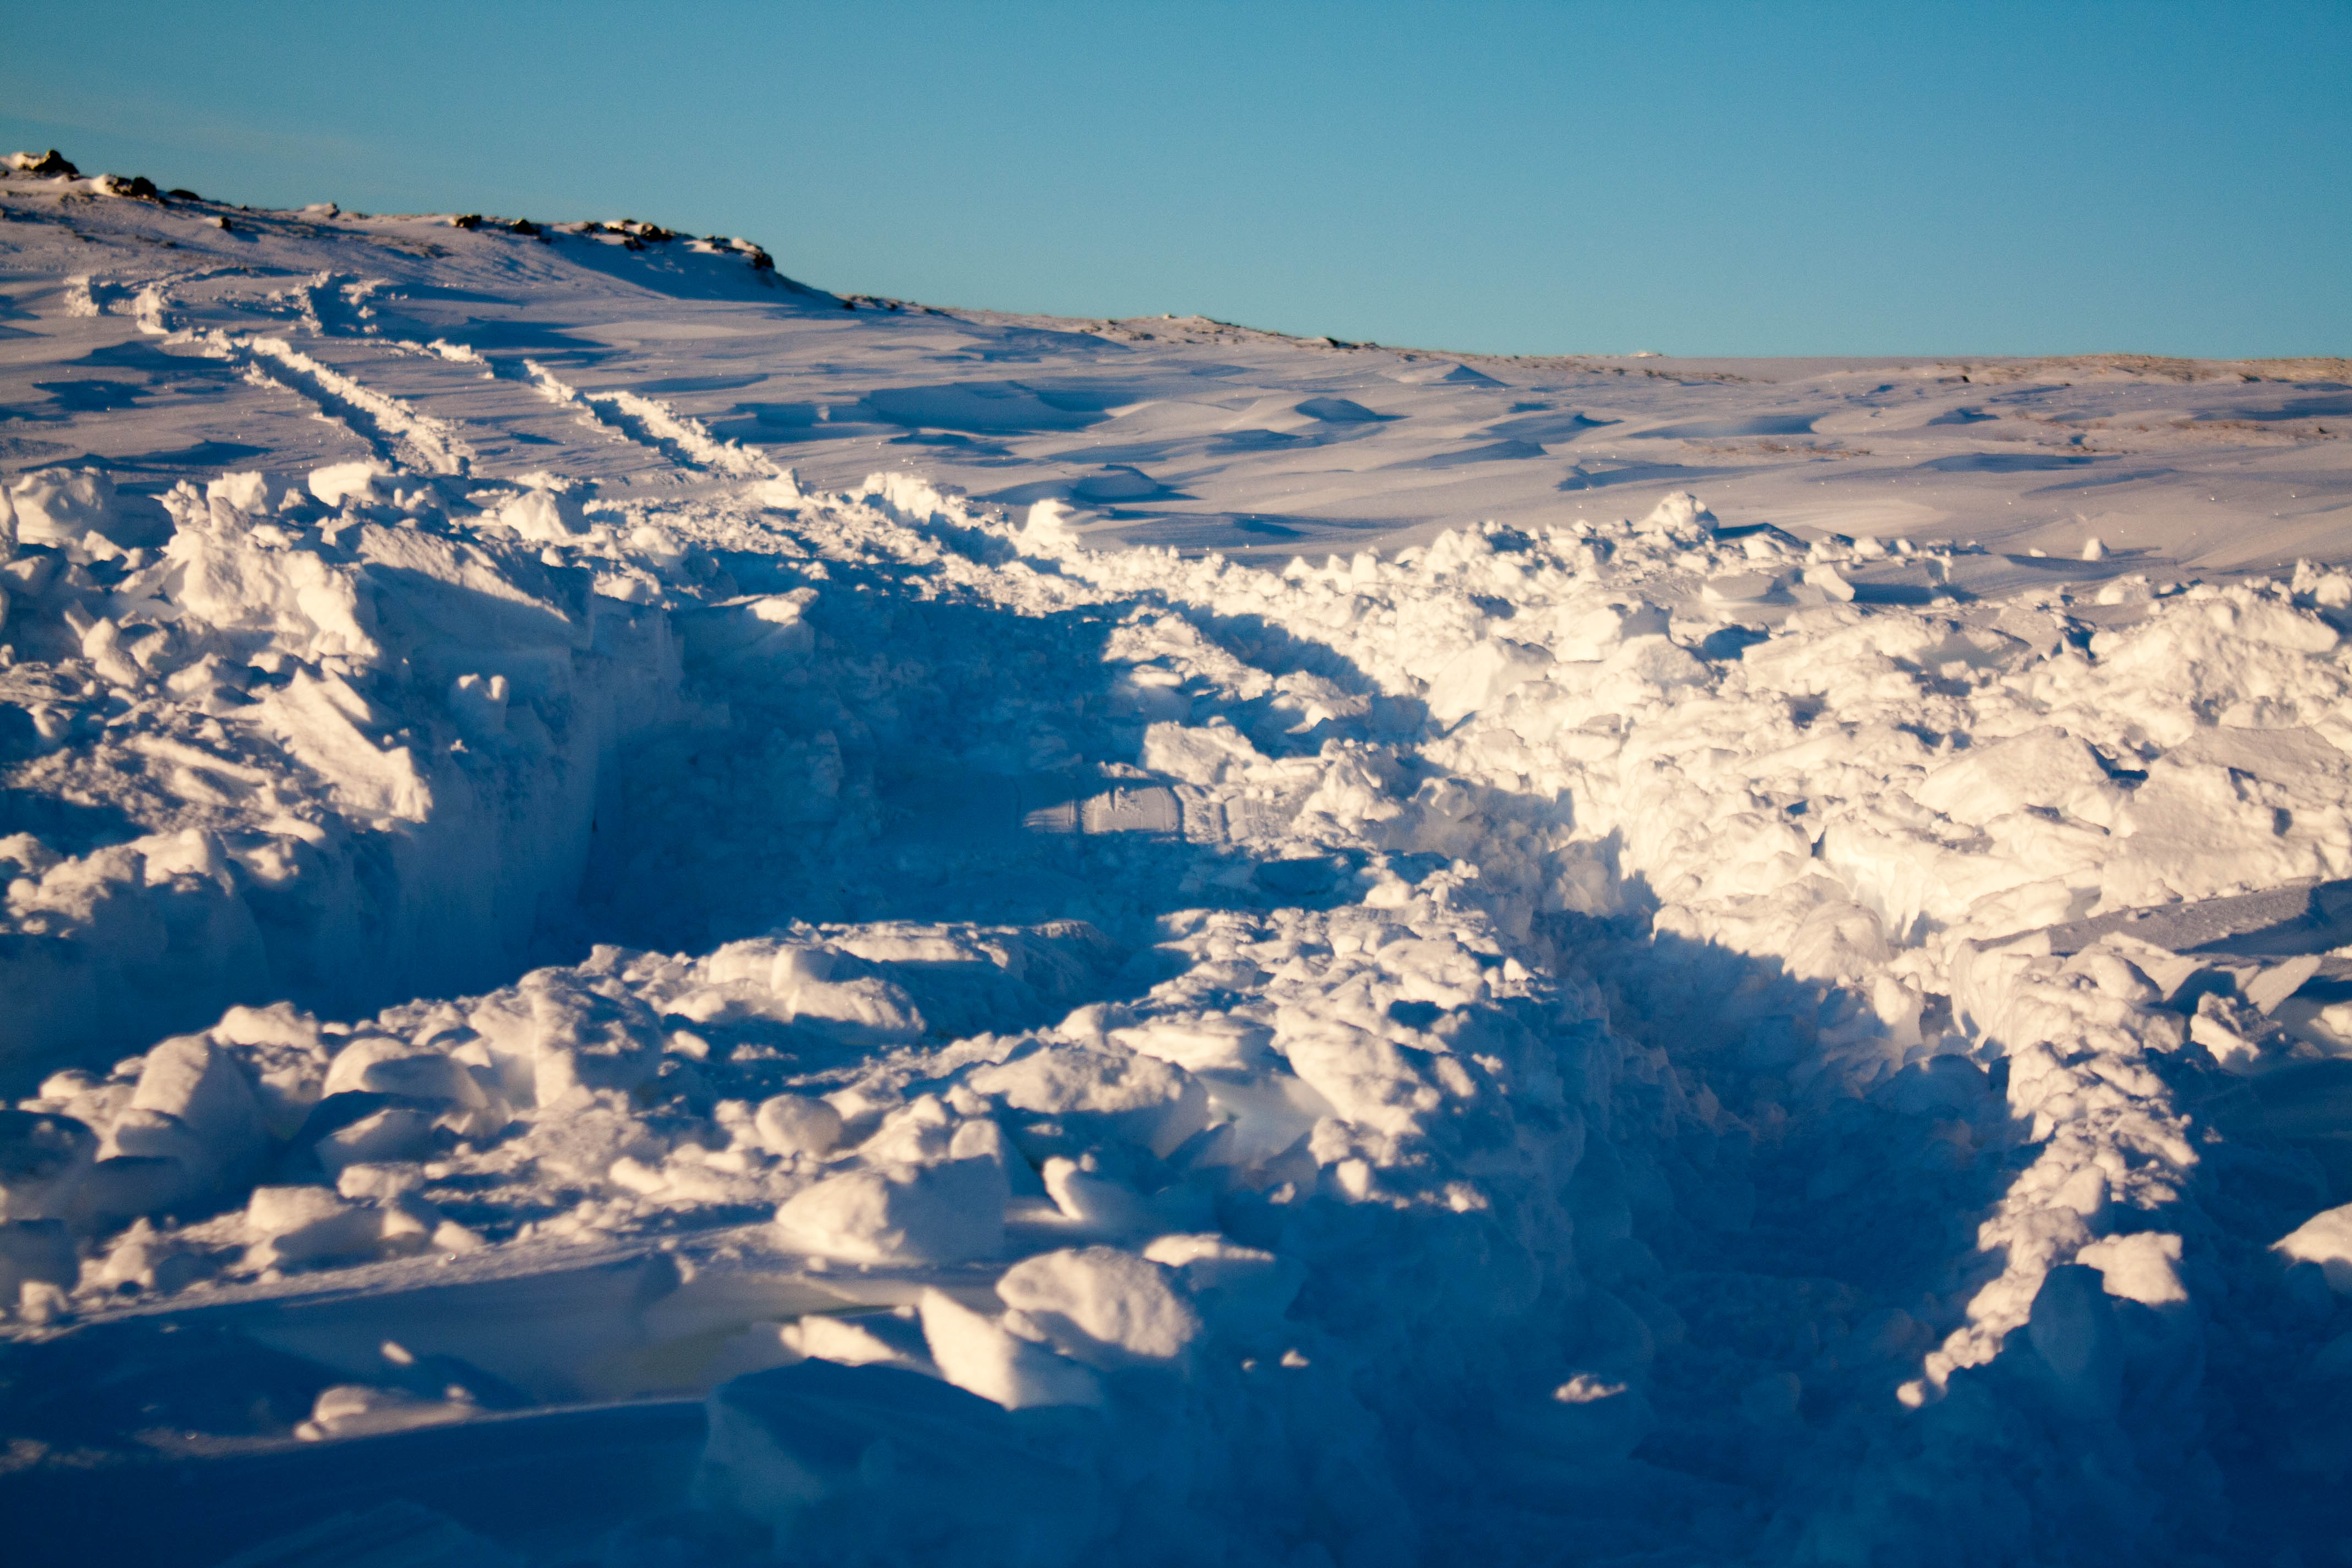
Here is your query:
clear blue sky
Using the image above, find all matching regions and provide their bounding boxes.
[4,1,2346,358]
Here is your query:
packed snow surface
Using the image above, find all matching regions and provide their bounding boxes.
[4,154,2352,1565]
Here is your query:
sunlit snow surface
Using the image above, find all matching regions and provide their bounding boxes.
[5,163,2352,1566]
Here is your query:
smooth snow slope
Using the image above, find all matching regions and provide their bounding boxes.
[3,154,2352,1567]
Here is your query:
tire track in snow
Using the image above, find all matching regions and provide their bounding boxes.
[284,287,772,482]
[95,268,474,478]
[516,357,778,478]
[248,271,728,483]
[198,330,477,476]
[68,270,465,473]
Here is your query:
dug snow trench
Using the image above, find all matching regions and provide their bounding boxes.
[8,453,2352,1565]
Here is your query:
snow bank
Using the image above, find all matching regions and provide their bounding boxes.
[1,465,679,1075]
[9,468,2352,1562]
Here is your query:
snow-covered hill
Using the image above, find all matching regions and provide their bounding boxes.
[4,150,2352,1566]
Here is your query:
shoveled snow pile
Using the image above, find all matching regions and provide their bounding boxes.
[7,153,2352,1566]
[6,462,2352,1562]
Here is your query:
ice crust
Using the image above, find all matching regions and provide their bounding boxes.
[6,159,2352,1566]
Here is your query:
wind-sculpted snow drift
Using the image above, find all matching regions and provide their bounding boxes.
[6,461,2352,1564]
[7,154,2352,1566]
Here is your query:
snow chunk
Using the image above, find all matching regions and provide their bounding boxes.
[466,972,661,1107]
[1426,639,1551,725]
[1110,1014,1272,1074]
[246,672,431,821]
[1915,728,2122,829]
[1550,599,1669,662]
[2276,1204,2352,1293]
[247,1184,383,1267]
[210,1003,328,1140]
[967,1043,1210,1159]
[996,1246,1200,1369]
[774,1157,1009,1264]
[165,522,379,662]
[1635,490,1717,541]
[1272,1009,1442,1139]
[1140,720,1265,786]
[308,461,390,508]
[9,468,154,560]
[206,471,301,515]
[1020,498,1083,555]
[2075,1231,2188,1306]
[130,1034,266,1178]
[920,1287,1107,1408]
[752,1093,843,1158]
[493,481,589,542]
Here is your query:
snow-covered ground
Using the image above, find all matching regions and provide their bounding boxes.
[4,151,2352,1565]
